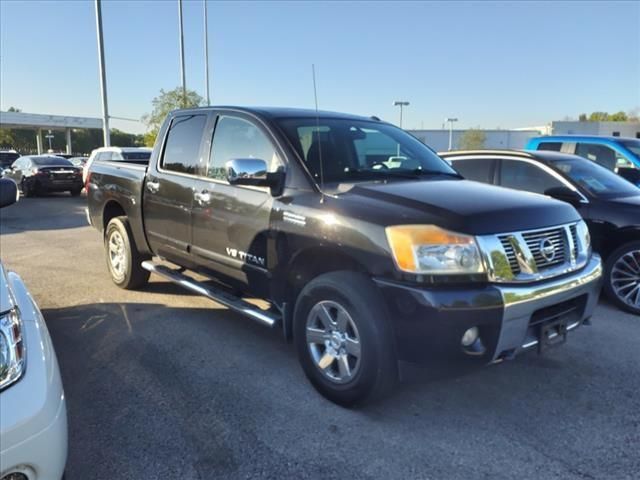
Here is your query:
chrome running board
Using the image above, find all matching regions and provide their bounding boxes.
[141,261,279,328]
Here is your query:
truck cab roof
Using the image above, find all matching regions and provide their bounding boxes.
[170,106,383,123]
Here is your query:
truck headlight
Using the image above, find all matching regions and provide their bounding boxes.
[0,308,25,390]
[385,225,485,275]
[576,220,592,257]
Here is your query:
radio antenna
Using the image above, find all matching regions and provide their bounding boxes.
[312,64,325,201]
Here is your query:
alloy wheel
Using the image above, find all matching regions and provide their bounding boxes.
[305,300,362,384]
[611,249,640,310]
[108,230,127,279]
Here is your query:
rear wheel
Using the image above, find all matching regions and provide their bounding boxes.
[293,271,398,406]
[604,241,640,315]
[104,216,150,289]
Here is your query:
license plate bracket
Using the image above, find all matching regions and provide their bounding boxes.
[537,317,568,354]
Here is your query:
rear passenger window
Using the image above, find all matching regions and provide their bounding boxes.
[207,116,280,181]
[536,142,562,152]
[161,114,207,175]
[575,143,617,171]
[500,159,564,195]
[451,158,494,183]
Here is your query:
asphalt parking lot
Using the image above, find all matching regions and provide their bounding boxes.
[1,194,639,480]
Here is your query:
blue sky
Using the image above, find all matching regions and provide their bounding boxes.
[1,0,639,134]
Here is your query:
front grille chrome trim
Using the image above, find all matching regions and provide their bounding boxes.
[476,222,589,284]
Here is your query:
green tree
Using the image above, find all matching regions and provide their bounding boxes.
[142,87,204,146]
[582,111,630,122]
[459,129,486,150]
[588,111,610,122]
[609,111,628,121]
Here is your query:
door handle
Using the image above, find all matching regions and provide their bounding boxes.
[146,181,160,194]
[194,190,211,205]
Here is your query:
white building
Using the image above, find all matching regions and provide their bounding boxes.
[408,129,544,152]
[551,121,640,138]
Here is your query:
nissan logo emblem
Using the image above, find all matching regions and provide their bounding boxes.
[539,238,557,262]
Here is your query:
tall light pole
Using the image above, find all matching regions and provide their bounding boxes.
[446,117,458,150]
[393,101,410,128]
[94,0,110,146]
[178,0,187,107]
[203,0,211,106]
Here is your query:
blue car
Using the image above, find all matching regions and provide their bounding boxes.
[526,135,640,186]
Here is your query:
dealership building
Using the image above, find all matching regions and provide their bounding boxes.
[409,121,640,152]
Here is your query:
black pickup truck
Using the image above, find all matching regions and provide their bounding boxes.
[87,107,602,405]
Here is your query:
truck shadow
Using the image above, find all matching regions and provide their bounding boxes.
[0,194,88,235]
[41,301,636,479]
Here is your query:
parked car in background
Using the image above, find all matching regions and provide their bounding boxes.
[86,106,602,405]
[3,155,83,197]
[526,135,640,186]
[0,178,68,479]
[442,149,640,315]
[0,150,20,175]
[83,146,152,183]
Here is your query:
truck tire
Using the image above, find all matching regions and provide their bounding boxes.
[104,216,150,289]
[604,241,640,315]
[293,271,398,406]
[70,187,82,197]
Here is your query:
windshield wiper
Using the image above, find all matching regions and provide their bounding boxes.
[346,168,462,180]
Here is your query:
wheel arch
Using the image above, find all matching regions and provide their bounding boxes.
[102,200,127,232]
[601,227,640,260]
[276,245,371,341]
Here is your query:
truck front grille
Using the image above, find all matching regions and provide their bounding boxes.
[478,222,589,283]
[522,227,566,269]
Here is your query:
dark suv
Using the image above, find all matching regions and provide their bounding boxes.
[443,149,640,315]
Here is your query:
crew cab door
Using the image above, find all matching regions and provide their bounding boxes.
[190,113,283,294]
[143,113,208,263]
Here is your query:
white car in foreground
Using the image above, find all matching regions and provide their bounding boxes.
[0,178,67,480]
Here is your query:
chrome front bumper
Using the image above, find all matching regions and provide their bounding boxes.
[492,254,602,361]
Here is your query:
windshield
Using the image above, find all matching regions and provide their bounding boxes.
[551,157,640,199]
[32,156,73,166]
[277,118,457,184]
[122,151,151,160]
[620,139,640,160]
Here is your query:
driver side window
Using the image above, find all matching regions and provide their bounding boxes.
[207,116,281,182]
[499,159,564,195]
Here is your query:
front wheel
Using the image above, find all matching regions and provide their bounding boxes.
[293,271,398,406]
[70,187,82,197]
[604,241,640,315]
[104,216,150,289]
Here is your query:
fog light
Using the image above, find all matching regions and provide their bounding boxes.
[461,327,479,347]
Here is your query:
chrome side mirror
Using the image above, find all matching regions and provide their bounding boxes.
[226,158,269,187]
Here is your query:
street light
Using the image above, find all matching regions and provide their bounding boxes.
[178,0,187,107]
[393,101,410,128]
[94,0,110,147]
[445,117,458,151]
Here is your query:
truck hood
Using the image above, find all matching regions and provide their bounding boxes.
[342,179,581,235]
